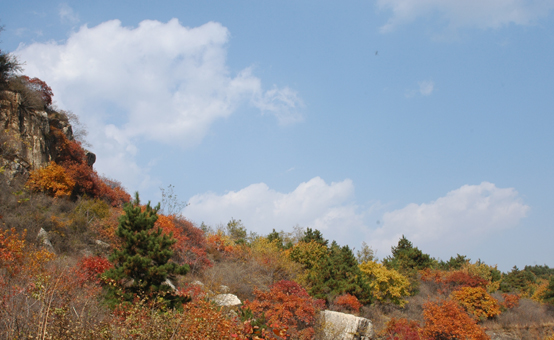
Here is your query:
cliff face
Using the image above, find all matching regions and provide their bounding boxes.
[0,90,94,183]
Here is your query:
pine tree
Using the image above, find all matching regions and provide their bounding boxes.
[104,193,190,309]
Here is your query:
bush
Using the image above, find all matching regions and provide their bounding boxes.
[381,318,424,340]
[332,293,363,313]
[451,286,501,320]
[422,299,489,340]
[27,162,76,198]
[243,280,325,339]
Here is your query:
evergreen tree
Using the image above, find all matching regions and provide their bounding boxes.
[383,235,434,271]
[104,193,190,309]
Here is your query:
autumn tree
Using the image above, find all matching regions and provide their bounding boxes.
[359,260,410,306]
[104,193,190,309]
[0,29,21,87]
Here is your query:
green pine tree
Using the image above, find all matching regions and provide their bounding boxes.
[104,193,190,309]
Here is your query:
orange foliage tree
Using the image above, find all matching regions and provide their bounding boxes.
[451,287,501,320]
[243,280,325,340]
[422,299,489,340]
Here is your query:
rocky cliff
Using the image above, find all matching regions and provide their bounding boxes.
[0,90,94,184]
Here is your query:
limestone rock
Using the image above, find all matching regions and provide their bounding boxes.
[0,90,95,184]
[95,239,111,249]
[163,278,177,291]
[318,310,373,340]
[219,285,230,293]
[212,294,241,307]
[36,228,55,253]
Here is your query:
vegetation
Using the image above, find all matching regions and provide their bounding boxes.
[0,51,553,339]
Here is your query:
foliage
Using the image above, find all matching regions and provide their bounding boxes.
[243,280,325,340]
[451,287,501,320]
[356,241,376,264]
[500,293,520,310]
[383,235,434,272]
[226,218,248,244]
[438,254,469,270]
[524,264,554,280]
[332,293,362,313]
[422,299,489,340]
[50,127,130,206]
[104,193,190,309]
[27,162,76,198]
[20,75,54,106]
[0,42,21,87]
[359,260,410,306]
[500,266,537,295]
[290,232,371,304]
[542,276,554,305]
[381,318,424,340]
[77,255,113,284]
[155,214,212,273]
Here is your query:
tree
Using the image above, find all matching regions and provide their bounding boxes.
[359,260,411,306]
[104,193,190,309]
[383,235,434,272]
[0,27,21,87]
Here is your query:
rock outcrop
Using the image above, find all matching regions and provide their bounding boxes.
[0,90,94,183]
[318,310,373,340]
[212,293,242,307]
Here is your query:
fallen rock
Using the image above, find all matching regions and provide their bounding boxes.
[36,228,55,253]
[318,310,373,340]
[212,294,241,307]
[95,240,111,249]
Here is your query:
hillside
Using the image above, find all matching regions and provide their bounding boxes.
[1,52,554,340]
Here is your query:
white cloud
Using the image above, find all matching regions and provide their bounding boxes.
[369,182,530,259]
[183,177,367,244]
[59,3,79,24]
[377,0,554,32]
[16,19,302,192]
[418,80,434,96]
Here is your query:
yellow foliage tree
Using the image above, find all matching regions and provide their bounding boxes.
[461,261,501,293]
[27,161,75,198]
[289,240,329,289]
[359,260,410,306]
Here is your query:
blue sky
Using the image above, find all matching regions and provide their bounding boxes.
[2,0,553,271]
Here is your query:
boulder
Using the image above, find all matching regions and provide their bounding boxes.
[319,310,373,340]
[212,294,241,307]
[36,228,55,253]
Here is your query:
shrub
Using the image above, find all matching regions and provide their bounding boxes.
[77,255,112,284]
[27,162,76,198]
[451,286,501,320]
[381,318,424,340]
[243,280,325,339]
[422,299,489,340]
[500,293,520,309]
[332,293,363,313]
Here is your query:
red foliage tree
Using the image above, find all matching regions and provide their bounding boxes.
[243,280,325,340]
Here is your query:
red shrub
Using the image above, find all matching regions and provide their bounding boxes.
[443,271,489,289]
[244,280,325,340]
[382,318,425,340]
[333,293,362,313]
[501,293,520,309]
[77,255,113,284]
